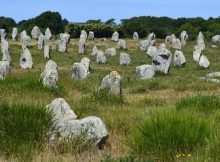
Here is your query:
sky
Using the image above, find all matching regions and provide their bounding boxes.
[0,0,220,23]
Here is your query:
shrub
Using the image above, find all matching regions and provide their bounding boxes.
[0,103,53,161]
[129,109,211,161]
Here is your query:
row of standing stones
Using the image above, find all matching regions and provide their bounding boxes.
[0,26,220,147]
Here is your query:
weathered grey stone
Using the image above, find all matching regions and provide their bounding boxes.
[180,31,188,46]
[0,61,10,80]
[199,55,210,68]
[60,33,70,44]
[58,39,67,52]
[20,47,33,69]
[101,38,107,41]
[152,47,172,74]
[45,28,52,41]
[197,32,205,51]
[0,29,6,41]
[105,48,116,56]
[92,45,98,56]
[193,45,202,62]
[212,35,220,43]
[20,30,27,42]
[118,39,127,49]
[38,34,45,50]
[136,65,155,79]
[112,31,119,42]
[12,28,18,42]
[79,38,87,54]
[165,34,176,44]
[206,72,220,78]
[47,98,108,146]
[159,43,166,49]
[80,30,87,40]
[120,52,131,65]
[1,39,9,53]
[174,50,186,67]
[200,77,220,83]
[44,44,50,58]
[211,45,218,48]
[88,31,94,40]
[148,33,156,41]
[99,71,122,95]
[72,57,91,80]
[40,60,58,88]
[139,40,150,51]
[31,26,41,40]
[133,32,139,41]
[172,38,181,49]
[2,49,11,63]
[147,46,157,57]
[96,51,106,64]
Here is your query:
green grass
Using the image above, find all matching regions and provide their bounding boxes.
[0,103,53,161]
[176,95,220,112]
[1,39,220,161]
[129,109,211,161]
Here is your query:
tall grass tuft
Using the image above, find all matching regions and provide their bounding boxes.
[0,102,54,161]
[176,95,220,112]
[129,109,211,161]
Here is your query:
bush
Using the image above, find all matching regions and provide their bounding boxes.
[176,95,220,112]
[0,103,53,161]
[66,23,124,38]
[129,109,211,161]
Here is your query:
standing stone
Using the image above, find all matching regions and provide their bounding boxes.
[88,31,94,40]
[99,71,122,96]
[152,47,172,74]
[112,31,119,42]
[0,29,6,41]
[60,33,71,44]
[147,46,157,57]
[172,39,181,50]
[1,39,9,54]
[118,39,127,50]
[120,52,131,65]
[79,38,87,54]
[197,32,205,51]
[180,31,188,46]
[0,61,10,80]
[2,49,11,63]
[136,65,155,79]
[165,34,176,44]
[20,30,27,42]
[193,45,202,62]
[174,50,186,67]
[91,45,98,56]
[12,28,18,42]
[40,60,58,88]
[81,30,88,40]
[139,40,150,51]
[45,28,52,41]
[58,39,67,52]
[44,44,50,58]
[199,55,210,68]
[31,26,41,40]
[96,51,106,64]
[38,34,45,50]
[133,32,139,41]
[105,48,116,56]
[20,47,33,69]
[212,35,220,44]
[72,57,91,80]
[46,98,108,146]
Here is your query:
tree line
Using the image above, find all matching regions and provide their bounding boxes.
[0,11,220,40]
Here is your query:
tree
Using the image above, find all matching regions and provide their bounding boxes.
[86,19,102,24]
[105,19,116,26]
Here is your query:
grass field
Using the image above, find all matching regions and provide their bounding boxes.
[1,38,220,162]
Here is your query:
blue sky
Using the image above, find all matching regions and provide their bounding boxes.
[0,0,219,23]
